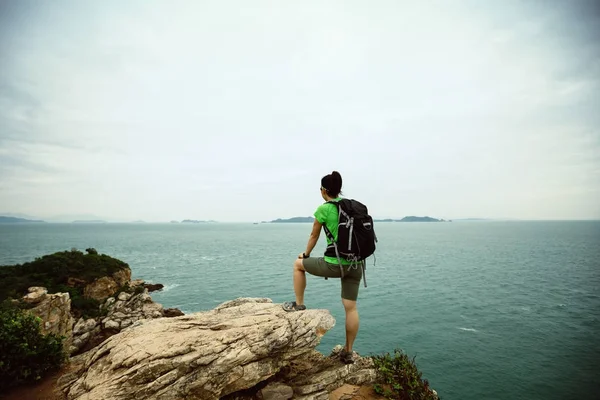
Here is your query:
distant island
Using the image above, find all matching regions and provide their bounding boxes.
[181,220,217,224]
[374,216,449,222]
[271,216,315,223]
[72,220,107,224]
[0,216,45,223]
[399,216,448,222]
[270,215,448,223]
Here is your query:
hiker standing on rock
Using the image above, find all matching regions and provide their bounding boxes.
[283,171,377,365]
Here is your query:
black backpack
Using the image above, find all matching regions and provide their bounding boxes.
[322,198,377,278]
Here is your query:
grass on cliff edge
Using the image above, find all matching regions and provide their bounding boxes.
[0,248,130,317]
[372,348,439,400]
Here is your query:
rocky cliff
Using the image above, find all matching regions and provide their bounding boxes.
[24,287,75,350]
[56,298,379,400]
[69,281,175,355]
[5,251,437,400]
[17,283,382,399]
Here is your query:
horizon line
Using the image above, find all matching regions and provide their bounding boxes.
[2,217,600,224]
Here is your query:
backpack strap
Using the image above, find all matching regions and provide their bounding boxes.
[322,200,339,242]
[322,200,345,278]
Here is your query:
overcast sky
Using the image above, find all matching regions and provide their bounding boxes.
[1,0,599,222]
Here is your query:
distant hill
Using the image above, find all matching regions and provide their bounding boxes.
[399,216,446,222]
[46,214,108,223]
[271,216,315,223]
[0,216,45,223]
[374,216,448,222]
[0,212,41,220]
[181,219,217,224]
[270,215,448,223]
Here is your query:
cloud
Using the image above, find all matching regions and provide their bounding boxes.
[0,0,598,221]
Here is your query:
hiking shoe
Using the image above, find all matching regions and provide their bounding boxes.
[282,301,306,312]
[339,349,355,364]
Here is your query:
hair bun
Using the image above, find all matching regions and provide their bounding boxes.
[330,171,342,186]
[321,171,343,197]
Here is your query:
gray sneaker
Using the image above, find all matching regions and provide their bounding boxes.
[339,349,355,364]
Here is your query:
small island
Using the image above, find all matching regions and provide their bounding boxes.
[181,219,216,224]
[0,216,45,223]
[374,216,449,222]
[71,220,107,224]
[270,215,449,223]
[270,216,315,223]
[399,216,448,222]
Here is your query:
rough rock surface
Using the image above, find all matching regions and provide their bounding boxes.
[258,382,294,399]
[329,384,386,400]
[83,268,132,301]
[164,307,185,317]
[58,298,336,400]
[24,288,74,351]
[144,283,164,292]
[277,347,378,400]
[112,268,132,287]
[83,276,118,301]
[100,289,164,329]
[23,286,48,304]
[70,288,167,355]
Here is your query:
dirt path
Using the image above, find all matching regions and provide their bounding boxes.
[2,368,66,400]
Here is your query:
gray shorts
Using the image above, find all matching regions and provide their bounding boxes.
[302,257,363,301]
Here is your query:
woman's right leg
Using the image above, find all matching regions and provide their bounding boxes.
[340,266,362,357]
[342,298,359,353]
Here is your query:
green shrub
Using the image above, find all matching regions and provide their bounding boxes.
[372,348,438,400]
[0,302,67,390]
[71,296,101,319]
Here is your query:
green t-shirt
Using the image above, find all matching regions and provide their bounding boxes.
[314,197,351,265]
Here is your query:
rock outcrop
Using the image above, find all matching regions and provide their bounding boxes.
[270,346,378,400]
[70,287,176,355]
[20,281,182,356]
[6,251,440,400]
[22,286,48,304]
[57,298,378,400]
[82,268,132,301]
[23,287,74,351]
[144,283,164,292]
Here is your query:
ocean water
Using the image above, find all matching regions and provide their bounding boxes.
[1,221,599,400]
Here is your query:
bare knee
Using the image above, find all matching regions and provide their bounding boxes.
[342,298,357,312]
[294,258,305,272]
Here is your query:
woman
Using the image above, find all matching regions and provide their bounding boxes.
[282,171,363,364]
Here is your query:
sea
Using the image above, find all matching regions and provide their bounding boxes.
[1,221,599,400]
